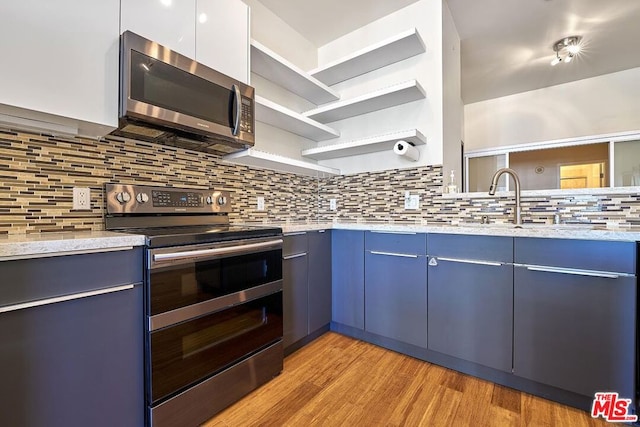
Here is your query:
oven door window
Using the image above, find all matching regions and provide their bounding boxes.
[149,291,282,404]
[150,248,282,315]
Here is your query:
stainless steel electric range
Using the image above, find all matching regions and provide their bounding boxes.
[105,183,283,427]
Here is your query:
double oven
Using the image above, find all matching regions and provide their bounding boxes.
[106,184,283,427]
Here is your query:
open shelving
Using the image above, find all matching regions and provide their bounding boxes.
[301,129,426,160]
[222,148,340,177]
[255,96,340,141]
[309,28,426,86]
[302,80,426,123]
[250,40,339,105]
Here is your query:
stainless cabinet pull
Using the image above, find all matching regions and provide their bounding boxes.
[435,257,503,267]
[318,230,326,233]
[153,239,282,265]
[370,231,417,235]
[369,250,418,259]
[0,283,137,314]
[283,252,307,260]
[517,264,622,279]
[283,231,306,236]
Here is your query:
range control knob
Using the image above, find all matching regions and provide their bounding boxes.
[206,196,214,205]
[115,191,131,204]
[136,193,149,204]
[217,195,227,206]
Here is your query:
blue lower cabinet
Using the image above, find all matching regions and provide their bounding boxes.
[514,265,636,398]
[364,234,427,348]
[513,237,637,399]
[332,230,365,329]
[0,249,144,427]
[427,257,513,372]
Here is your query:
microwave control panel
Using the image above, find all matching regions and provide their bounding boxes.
[240,96,253,134]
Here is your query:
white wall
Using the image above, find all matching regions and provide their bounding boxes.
[315,0,444,174]
[441,1,462,187]
[464,67,640,151]
[240,0,320,159]
[241,0,316,70]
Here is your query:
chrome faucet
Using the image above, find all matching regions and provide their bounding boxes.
[488,168,522,225]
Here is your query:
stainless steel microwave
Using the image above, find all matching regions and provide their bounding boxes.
[111,31,255,156]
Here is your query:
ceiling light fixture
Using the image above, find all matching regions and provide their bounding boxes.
[550,35,582,66]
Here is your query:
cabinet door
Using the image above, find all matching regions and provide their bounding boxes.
[0,0,119,130]
[0,284,143,427]
[307,230,332,333]
[428,258,513,372]
[283,252,308,348]
[514,265,636,398]
[121,0,196,58]
[196,0,250,83]
[365,251,427,348]
[332,230,365,330]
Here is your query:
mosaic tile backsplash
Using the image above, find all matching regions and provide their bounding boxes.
[0,128,317,234]
[318,167,640,226]
[1,127,639,235]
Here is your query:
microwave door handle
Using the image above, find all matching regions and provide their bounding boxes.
[232,84,241,136]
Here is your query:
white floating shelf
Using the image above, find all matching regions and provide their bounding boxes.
[223,148,340,177]
[309,28,426,86]
[302,80,426,123]
[301,129,426,160]
[251,40,339,105]
[255,96,340,141]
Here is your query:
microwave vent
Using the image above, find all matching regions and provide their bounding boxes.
[121,124,167,139]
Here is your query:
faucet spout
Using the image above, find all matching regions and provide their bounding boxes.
[488,168,522,225]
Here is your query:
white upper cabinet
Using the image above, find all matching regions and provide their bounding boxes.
[120,0,196,58]
[0,0,120,136]
[196,0,250,83]
[120,0,249,83]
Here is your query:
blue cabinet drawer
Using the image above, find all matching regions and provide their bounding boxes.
[515,238,636,273]
[365,231,426,255]
[428,233,513,263]
[0,248,143,308]
[283,232,308,257]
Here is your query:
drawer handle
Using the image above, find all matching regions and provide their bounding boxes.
[283,252,307,260]
[370,231,417,235]
[0,283,137,314]
[284,232,307,236]
[369,250,418,259]
[519,264,622,279]
[435,257,503,267]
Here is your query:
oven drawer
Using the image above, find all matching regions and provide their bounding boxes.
[148,238,282,316]
[149,290,283,404]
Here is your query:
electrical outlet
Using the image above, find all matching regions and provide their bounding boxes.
[257,196,265,211]
[72,187,91,210]
[329,199,337,211]
[404,193,420,210]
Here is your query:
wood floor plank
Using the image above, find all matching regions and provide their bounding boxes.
[492,384,522,414]
[204,333,613,427]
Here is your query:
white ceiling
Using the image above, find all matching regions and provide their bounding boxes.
[256,0,640,104]
[448,0,640,103]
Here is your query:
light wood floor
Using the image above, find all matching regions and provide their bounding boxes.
[204,332,611,427]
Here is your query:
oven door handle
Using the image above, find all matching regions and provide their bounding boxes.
[151,239,283,267]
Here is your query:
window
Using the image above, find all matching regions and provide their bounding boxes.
[464,133,640,192]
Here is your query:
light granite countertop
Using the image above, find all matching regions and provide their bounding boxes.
[243,221,640,242]
[0,231,146,261]
[2,220,639,262]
